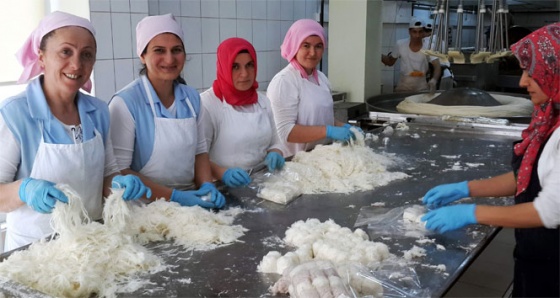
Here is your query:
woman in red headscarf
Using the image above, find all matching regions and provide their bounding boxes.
[419,23,560,297]
[199,38,285,188]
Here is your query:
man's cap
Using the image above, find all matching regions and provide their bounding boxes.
[409,18,425,29]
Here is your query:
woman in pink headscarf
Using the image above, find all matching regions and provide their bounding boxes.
[109,14,225,209]
[420,23,560,297]
[199,38,285,188]
[0,11,150,251]
[267,19,360,157]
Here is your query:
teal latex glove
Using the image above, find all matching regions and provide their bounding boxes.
[265,152,285,172]
[197,182,225,208]
[112,175,152,201]
[222,167,251,187]
[19,178,68,213]
[343,123,364,135]
[423,181,469,209]
[421,204,477,233]
[326,125,354,142]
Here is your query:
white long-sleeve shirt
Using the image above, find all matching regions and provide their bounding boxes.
[533,127,560,228]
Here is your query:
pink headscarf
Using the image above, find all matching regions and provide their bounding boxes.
[136,14,184,57]
[212,38,258,106]
[16,11,96,92]
[280,19,326,81]
[511,23,560,195]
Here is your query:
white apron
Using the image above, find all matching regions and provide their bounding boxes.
[139,76,197,190]
[5,124,104,251]
[209,96,272,170]
[286,78,334,156]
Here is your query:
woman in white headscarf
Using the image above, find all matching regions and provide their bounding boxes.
[0,11,150,251]
[109,14,225,209]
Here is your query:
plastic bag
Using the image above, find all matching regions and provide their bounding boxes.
[252,169,303,205]
[270,260,354,297]
[338,261,431,298]
[354,205,435,239]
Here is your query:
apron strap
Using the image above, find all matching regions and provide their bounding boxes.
[141,75,159,118]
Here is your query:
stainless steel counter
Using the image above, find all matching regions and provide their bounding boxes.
[1,120,522,297]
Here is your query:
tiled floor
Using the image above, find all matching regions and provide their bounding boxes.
[445,228,515,298]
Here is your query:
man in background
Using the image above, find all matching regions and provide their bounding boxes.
[382,18,441,93]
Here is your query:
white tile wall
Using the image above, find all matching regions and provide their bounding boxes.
[90,12,114,60]
[90,0,324,93]
[111,13,134,59]
[220,19,238,42]
[201,0,219,18]
[201,18,220,53]
[159,0,181,15]
[219,0,237,19]
[237,19,253,43]
[182,17,203,54]
[114,59,135,92]
[202,53,217,88]
[93,60,116,102]
[184,54,203,90]
[111,0,131,12]
[181,0,201,17]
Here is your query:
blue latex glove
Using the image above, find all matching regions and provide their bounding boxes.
[222,167,251,187]
[170,187,223,209]
[343,123,364,135]
[19,178,68,213]
[112,175,152,201]
[422,181,469,209]
[197,182,225,208]
[421,204,477,233]
[326,125,355,142]
[265,151,285,172]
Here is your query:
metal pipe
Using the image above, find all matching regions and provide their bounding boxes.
[435,0,445,52]
[504,1,509,48]
[428,1,440,50]
[455,0,464,50]
[443,0,450,53]
[475,0,486,52]
[488,0,498,52]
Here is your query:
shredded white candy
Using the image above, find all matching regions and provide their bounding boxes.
[258,141,409,204]
[0,185,247,297]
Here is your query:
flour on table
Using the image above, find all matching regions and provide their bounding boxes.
[403,245,427,260]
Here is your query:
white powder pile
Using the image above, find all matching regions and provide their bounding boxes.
[258,218,390,275]
[258,141,409,204]
[126,200,247,250]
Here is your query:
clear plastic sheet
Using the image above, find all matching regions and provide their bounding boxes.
[354,205,435,239]
[270,260,431,298]
[338,261,431,298]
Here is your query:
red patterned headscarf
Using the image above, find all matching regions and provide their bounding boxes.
[212,37,258,106]
[511,23,560,195]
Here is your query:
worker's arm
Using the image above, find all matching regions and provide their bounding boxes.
[381,54,397,66]
[476,202,543,228]
[430,59,442,82]
[468,171,517,198]
[287,125,328,143]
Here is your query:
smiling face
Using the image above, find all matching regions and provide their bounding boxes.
[519,70,549,105]
[38,26,96,96]
[295,35,324,75]
[140,33,186,82]
[231,52,255,91]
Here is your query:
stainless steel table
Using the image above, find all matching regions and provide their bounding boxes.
[1,119,523,297]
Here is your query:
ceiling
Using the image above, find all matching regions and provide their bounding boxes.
[412,0,559,12]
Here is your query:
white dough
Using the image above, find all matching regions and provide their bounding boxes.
[397,92,533,117]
